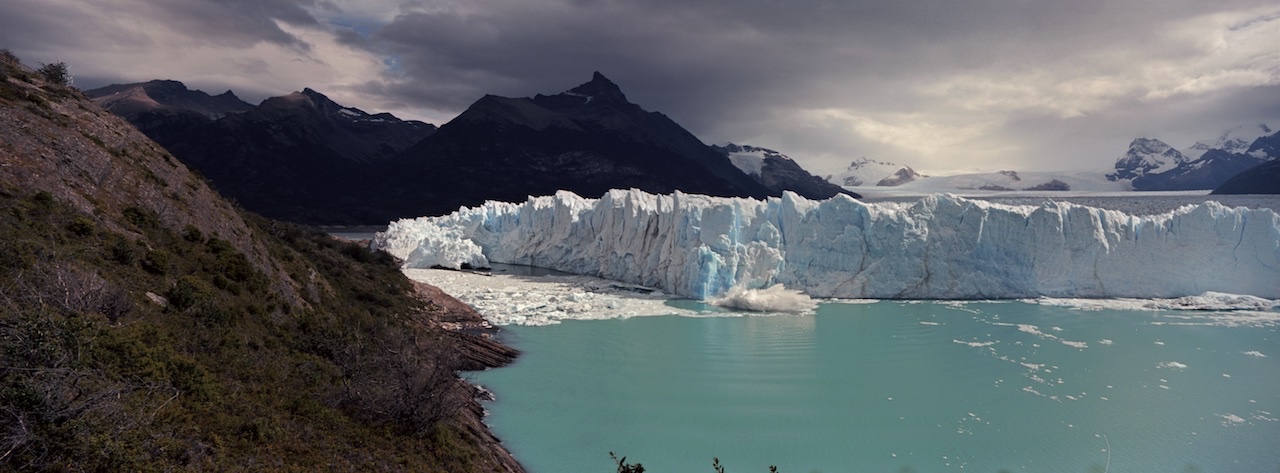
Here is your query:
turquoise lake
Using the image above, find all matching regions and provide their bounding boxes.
[471,301,1279,473]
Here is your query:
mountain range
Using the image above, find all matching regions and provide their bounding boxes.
[87,73,850,224]
[818,125,1278,194]
[1107,125,1278,191]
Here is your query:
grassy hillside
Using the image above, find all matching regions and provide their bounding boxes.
[0,51,519,471]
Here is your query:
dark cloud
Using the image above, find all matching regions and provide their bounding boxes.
[0,0,322,54]
[2,0,1276,172]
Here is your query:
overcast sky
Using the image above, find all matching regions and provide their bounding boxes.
[2,0,1277,175]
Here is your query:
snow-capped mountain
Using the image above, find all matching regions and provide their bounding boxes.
[1106,138,1190,181]
[828,157,921,187]
[1181,124,1273,160]
[1109,125,1278,191]
[711,143,854,199]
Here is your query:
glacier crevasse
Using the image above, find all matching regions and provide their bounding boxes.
[374,190,1280,299]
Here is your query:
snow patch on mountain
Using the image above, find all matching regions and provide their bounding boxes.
[718,143,789,177]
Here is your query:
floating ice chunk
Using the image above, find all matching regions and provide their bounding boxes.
[953,339,997,348]
[1034,293,1279,312]
[1154,292,1278,311]
[708,284,817,313]
[1217,413,1246,426]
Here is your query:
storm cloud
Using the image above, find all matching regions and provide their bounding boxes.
[2,0,1276,174]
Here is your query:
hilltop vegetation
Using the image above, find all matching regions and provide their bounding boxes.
[0,51,518,471]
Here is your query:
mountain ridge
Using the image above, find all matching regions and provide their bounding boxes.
[90,73,848,223]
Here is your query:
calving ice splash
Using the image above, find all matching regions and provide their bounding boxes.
[375,190,1280,301]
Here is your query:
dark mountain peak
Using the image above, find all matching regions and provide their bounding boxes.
[530,72,631,112]
[567,71,626,102]
[261,88,342,115]
[301,87,328,101]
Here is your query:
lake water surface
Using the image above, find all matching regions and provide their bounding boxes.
[472,301,1279,472]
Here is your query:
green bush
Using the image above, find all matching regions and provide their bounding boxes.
[182,224,204,242]
[141,248,171,275]
[67,216,95,237]
[122,206,158,230]
[109,237,137,265]
[167,275,212,311]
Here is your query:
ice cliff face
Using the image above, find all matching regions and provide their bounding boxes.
[375,190,1280,300]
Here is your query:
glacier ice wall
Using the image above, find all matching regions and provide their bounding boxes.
[374,190,1280,299]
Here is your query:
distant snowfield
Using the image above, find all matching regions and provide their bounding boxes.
[857,169,1131,194]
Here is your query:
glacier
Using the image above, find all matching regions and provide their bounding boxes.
[374,189,1280,300]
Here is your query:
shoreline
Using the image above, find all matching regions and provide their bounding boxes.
[410,279,526,472]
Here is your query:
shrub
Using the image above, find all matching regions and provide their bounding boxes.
[67,217,95,237]
[167,276,211,311]
[181,224,203,242]
[122,206,158,230]
[0,49,19,67]
[31,191,54,207]
[141,249,171,275]
[36,62,69,86]
[109,238,137,266]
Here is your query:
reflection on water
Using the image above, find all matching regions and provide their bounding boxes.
[473,301,1280,473]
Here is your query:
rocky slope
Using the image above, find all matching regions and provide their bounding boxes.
[1,53,520,472]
